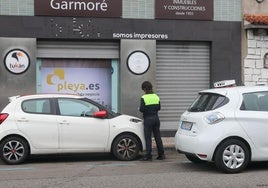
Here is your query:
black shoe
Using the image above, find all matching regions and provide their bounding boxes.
[140,156,152,161]
[156,155,165,160]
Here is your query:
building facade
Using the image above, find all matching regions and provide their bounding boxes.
[242,0,268,86]
[0,0,242,130]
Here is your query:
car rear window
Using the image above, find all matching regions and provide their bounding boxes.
[22,99,51,114]
[188,93,229,112]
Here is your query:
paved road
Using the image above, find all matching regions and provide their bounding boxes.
[0,149,268,188]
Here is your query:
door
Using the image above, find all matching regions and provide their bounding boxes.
[16,98,59,149]
[236,91,268,156]
[56,98,109,151]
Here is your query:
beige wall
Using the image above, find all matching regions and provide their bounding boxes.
[243,0,268,14]
[242,0,268,85]
[241,0,268,84]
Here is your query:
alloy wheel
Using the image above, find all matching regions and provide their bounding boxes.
[3,140,25,162]
[112,134,140,161]
[116,138,137,159]
[222,144,245,169]
[0,137,29,165]
[215,139,250,173]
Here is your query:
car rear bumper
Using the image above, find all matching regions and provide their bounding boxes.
[175,130,215,161]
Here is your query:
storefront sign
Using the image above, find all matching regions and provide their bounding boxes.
[155,0,213,20]
[41,68,111,107]
[4,49,30,74]
[34,0,122,18]
[112,32,169,40]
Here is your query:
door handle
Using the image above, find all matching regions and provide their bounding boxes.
[59,120,69,125]
[17,118,29,122]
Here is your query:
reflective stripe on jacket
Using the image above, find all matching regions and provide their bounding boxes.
[141,94,160,106]
[140,93,161,118]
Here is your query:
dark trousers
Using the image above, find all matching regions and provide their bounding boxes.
[144,115,164,156]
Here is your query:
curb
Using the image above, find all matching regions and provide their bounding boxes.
[152,137,175,150]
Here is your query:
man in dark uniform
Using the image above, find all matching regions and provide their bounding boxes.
[139,81,165,161]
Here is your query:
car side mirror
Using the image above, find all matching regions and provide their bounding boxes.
[93,110,107,118]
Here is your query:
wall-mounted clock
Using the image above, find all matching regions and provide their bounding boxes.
[127,51,150,75]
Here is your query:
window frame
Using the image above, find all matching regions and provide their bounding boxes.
[56,98,100,117]
[240,91,268,111]
[21,98,55,115]
[188,92,229,112]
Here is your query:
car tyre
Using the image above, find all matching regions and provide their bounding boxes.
[185,154,206,163]
[112,134,140,161]
[0,136,29,165]
[215,139,250,173]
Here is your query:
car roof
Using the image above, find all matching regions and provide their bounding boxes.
[9,93,83,102]
[199,86,268,96]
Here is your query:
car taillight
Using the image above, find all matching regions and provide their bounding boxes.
[0,113,9,124]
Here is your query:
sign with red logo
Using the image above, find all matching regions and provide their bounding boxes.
[34,0,122,18]
[4,49,30,74]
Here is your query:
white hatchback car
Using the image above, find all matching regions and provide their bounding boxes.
[175,84,268,173]
[0,94,145,164]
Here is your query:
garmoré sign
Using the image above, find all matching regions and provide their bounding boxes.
[155,0,213,20]
[34,0,122,18]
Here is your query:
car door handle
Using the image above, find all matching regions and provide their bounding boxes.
[17,118,29,122]
[59,121,70,125]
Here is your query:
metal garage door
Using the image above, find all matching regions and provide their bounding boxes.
[156,42,210,130]
[37,41,119,59]
[36,41,120,111]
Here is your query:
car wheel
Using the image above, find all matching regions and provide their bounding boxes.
[0,137,29,165]
[112,134,140,161]
[215,139,250,173]
[185,154,206,163]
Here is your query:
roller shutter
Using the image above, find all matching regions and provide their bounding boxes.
[156,42,210,129]
[37,41,119,59]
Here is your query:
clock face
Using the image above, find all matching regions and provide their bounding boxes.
[127,51,150,75]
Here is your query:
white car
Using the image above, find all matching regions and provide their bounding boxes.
[0,94,145,164]
[175,84,268,173]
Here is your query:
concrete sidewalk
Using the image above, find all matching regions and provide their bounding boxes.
[152,137,175,150]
